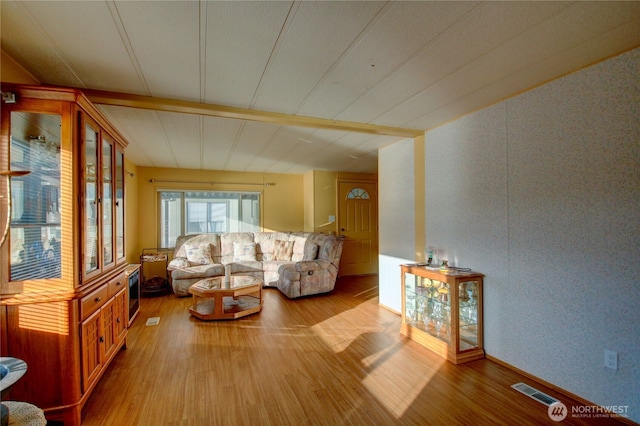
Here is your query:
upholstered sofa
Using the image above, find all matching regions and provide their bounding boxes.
[167,231,344,299]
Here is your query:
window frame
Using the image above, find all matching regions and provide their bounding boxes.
[157,189,262,248]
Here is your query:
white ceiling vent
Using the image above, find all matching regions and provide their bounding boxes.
[511,382,559,406]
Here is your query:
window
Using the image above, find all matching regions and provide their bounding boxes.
[346,187,370,199]
[158,191,260,248]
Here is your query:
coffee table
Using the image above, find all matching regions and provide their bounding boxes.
[188,275,263,320]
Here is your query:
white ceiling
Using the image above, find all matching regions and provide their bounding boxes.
[2,1,639,174]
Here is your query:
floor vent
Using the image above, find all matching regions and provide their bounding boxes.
[146,317,160,326]
[511,382,559,406]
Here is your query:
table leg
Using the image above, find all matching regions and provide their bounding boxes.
[214,294,223,317]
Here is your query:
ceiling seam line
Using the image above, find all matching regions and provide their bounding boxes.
[154,110,180,169]
[245,125,284,172]
[290,1,395,116]
[406,20,640,130]
[327,1,488,122]
[223,121,246,170]
[249,0,301,110]
[367,2,581,127]
[199,0,208,103]
[11,2,86,87]
[200,116,205,170]
[106,0,151,96]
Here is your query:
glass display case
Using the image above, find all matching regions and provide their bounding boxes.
[400,264,484,364]
[1,83,130,425]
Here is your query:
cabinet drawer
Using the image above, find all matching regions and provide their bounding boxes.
[108,272,126,298]
[81,285,109,321]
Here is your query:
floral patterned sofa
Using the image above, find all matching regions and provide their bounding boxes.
[167,231,344,299]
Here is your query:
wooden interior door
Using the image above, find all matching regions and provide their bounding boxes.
[338,181,378,276]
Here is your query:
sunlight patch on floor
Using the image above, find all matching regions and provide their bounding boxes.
[311,304,443,419]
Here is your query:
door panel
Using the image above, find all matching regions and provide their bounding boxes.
[338,182,378,276]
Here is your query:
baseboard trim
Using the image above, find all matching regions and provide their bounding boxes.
[486,354,638,426]
[378,302,400,315]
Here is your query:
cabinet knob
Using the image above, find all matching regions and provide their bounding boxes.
[99,336,104,343]
[116,317,120,324]
[95,296,102,302]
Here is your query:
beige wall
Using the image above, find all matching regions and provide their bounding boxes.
[312,170,338,234]
[130,166,377,256]
[124,159,139,264]
[303,170,315,232]
[133,166,303,253]
[303,170,377,235]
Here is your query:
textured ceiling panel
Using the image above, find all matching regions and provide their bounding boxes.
[203,1,292,108]
[201,116,244,171]
[379,1,640,129]
[114,1,201,100]
[298,1,479,122]
[155,112,203,170]
[98,106,180,168]
[251,0,386,115]
[2,1,142,92]
[337,1,570,125]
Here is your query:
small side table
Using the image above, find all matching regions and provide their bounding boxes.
[189,276,263,320]
[140,248,170,296]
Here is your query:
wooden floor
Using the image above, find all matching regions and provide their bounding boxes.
[81,276,626,426]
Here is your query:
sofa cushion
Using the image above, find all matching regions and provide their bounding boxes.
[174,233,221,263]
[184,243,213,265]
[303,243,319,260]
[220,232,254,264]
[233,241,257,262]
[273,239,294,261]
[226,261,263,274]
[171,263,225,280]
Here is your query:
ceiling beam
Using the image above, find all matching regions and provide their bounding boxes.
[82,88,424,138]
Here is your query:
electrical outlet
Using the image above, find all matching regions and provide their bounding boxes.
[604,349,618,371]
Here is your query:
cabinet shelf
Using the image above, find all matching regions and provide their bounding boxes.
[400,264,484,364]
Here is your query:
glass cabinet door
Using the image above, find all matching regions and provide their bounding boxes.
[420,277,451,344]
[8,112,62,281]
[84,120,100,277]
[102,136,114,267]
[115,149,124,261]
[458,280,480,351]
[403,273,452,344]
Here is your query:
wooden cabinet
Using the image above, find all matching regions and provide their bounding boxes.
[80,286,127,392]
[0,83,130,425]
[400,264,484,364]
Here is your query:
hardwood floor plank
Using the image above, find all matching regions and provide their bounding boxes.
[80,276,627,425]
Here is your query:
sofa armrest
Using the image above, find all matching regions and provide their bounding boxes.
[294,259,330,272]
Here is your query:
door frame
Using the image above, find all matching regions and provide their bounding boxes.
[336,178,378,276]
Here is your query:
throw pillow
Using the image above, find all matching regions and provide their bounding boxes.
[319,240,337,261]
[184,243,213,265]
[168,257,190,270]
[233,242,257,262]
[273,240,294,261]
[302,243,319,260]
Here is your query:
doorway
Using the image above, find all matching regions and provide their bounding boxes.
[337,181,378,276]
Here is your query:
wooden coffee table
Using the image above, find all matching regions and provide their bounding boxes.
[188,275,263,320]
